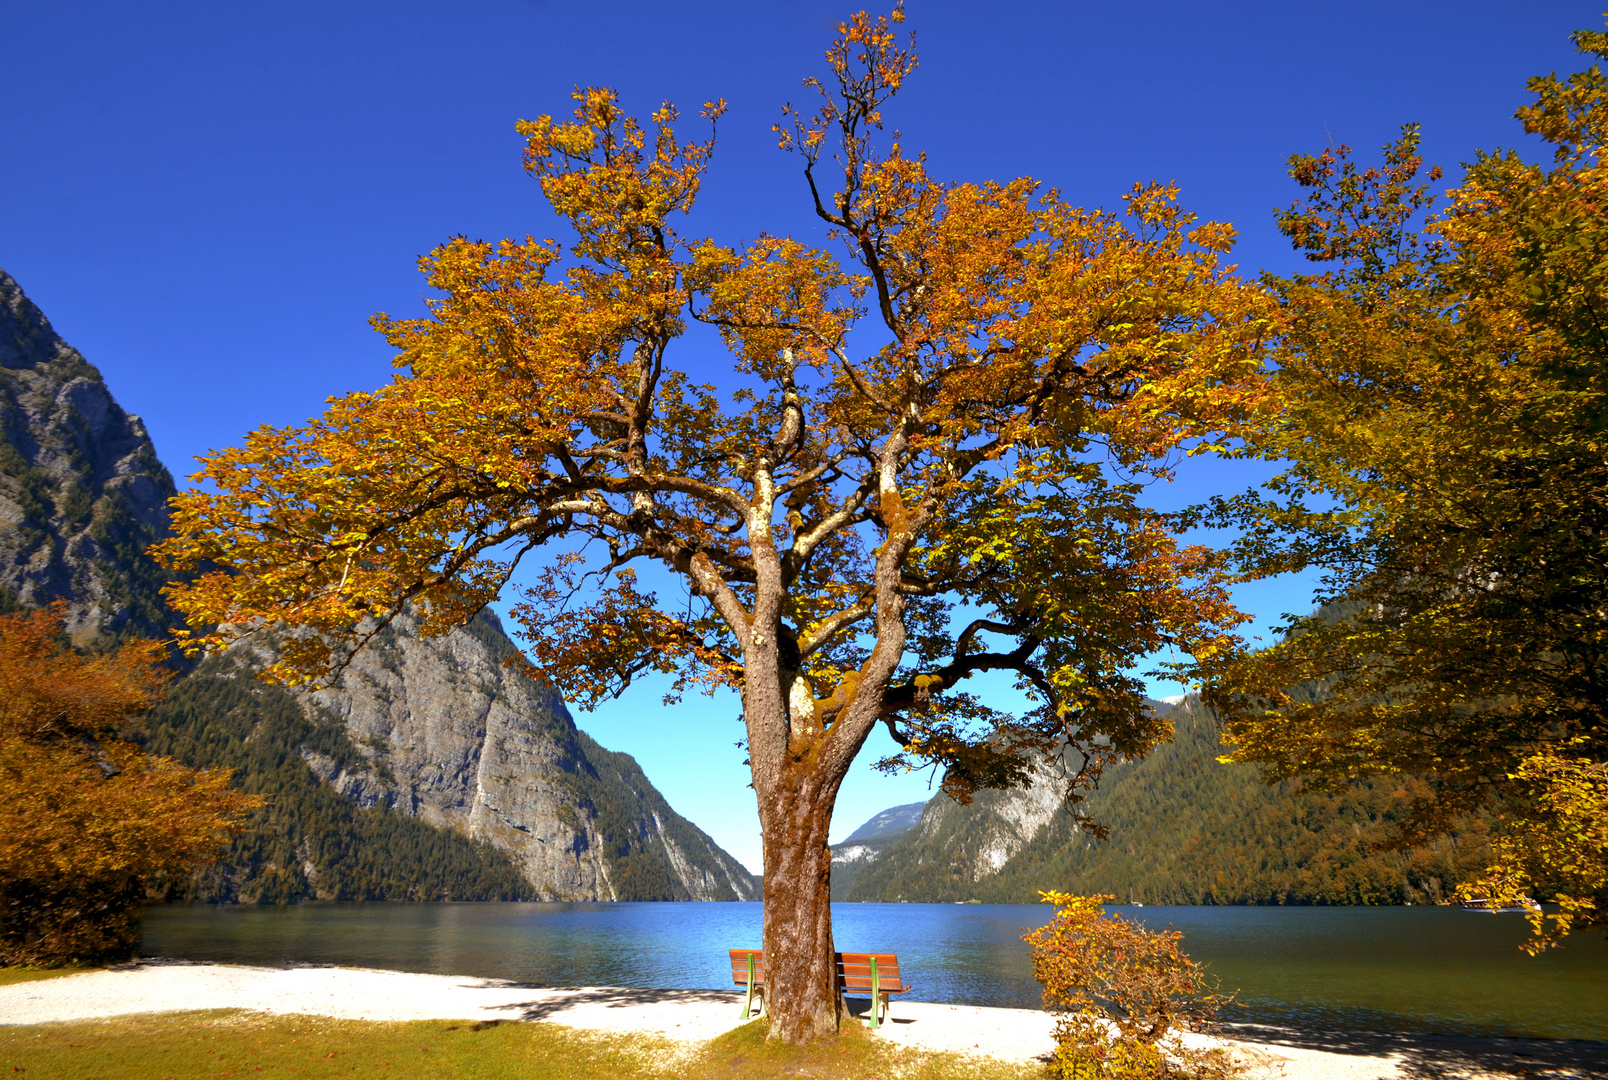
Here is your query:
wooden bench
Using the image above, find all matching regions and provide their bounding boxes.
[729,949,911,1029]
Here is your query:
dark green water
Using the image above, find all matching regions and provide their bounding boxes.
[139,902,1608,1041]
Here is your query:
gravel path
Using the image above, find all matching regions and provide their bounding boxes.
[1,962,1603,1079]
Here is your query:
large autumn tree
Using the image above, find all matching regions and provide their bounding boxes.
[158,9,1271,1039]
[1206,25,1608,947]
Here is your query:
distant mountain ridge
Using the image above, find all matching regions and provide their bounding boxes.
[844,696,1495,905]
[843,802,924,844]
[0,267,755,903]
[829,801,926,899]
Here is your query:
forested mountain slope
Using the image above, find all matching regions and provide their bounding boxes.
[145,610,756,902]
[829,802,924,900]
[848,697,1493,905]
[0,267,754,902]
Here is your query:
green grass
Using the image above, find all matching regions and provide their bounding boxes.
[0,965,100,987]
[1,1010,1050,1080]
[694,1014,1044,1079]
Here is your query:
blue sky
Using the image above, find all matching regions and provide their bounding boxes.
[1,0,1595,872]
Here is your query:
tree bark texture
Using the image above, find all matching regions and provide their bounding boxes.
[757,770,843,1043]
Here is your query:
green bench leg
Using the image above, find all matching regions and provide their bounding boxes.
[739,953,758,1020]
[868,956,880,1031]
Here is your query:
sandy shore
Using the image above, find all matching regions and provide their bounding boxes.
[1,961,1603,1079]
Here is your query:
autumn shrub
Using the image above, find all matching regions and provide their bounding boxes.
[0,605,257,965]
[1023,892,1240,1080]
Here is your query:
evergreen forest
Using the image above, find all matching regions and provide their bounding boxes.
[141,661,539,903]
[847,698,1495,905]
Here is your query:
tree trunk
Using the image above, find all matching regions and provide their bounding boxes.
[757,772,841,1043]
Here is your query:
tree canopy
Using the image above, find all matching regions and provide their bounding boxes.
[157,8,1272,1039]
[1206,25,1608,947]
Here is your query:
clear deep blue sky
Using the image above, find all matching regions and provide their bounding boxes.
[1,1,1594,871]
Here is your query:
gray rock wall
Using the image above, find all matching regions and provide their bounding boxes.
[265,608,756,901]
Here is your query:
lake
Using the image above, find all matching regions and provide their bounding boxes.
[139,902,1608,1042]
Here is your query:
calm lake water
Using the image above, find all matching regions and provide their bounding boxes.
[139,902,1608,1042]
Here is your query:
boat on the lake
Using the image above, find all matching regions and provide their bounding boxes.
[1461,897,1541,913]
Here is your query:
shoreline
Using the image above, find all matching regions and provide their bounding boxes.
[1,961,1604,1079]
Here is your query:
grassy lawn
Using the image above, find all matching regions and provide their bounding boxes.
[0,965,100,987]
[1,1010,1051,1080]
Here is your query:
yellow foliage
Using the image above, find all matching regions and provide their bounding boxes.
[1460,751,1608,951]
[1024,893,1240,1079]
[1207,21,1608,948]
[150,7,1275,1040]
[0,606,257,965]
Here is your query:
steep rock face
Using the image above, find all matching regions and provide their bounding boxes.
[828,801,925,899]
[143,657,540,903]
[842,758,1067,901]
[264,609,755,901]
[278,612,616,899]
[0,269,176,642]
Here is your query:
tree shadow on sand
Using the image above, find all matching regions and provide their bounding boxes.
[459,983,740,1023]
[460,983,918,1027]
[1221,1023,1608,1078]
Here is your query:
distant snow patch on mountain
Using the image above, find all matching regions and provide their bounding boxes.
[833,844,877,864]
[842,802,926,844]
[830,801,930,898]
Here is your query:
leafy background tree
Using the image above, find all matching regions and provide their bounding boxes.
[0,605,256,965]
[1206,24,1608,947]
[156,7,1273,1041]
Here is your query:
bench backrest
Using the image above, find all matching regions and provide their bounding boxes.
[836,952,902,993]
[729,948,766,986]
[728,949,902,991]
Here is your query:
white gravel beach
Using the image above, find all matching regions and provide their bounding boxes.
[1,962,1603,1079]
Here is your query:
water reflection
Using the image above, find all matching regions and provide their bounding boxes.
[138,902,1608,1041]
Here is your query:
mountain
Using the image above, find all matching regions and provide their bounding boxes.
[0,267,755,903]
[0,269,176,643]
[144,608,757,902]
[843,802,925,844]
[845,696,1495,905]
[829,801,926,899]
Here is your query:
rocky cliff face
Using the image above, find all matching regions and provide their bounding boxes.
[0,269,176,643]
[0,267,755,902]
[840,757,1068,901]
[828,801,925,899]
[256,609,755,901]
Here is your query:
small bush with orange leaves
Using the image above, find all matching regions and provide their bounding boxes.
[0,605,258,965]
[1023,892,1241,1079]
